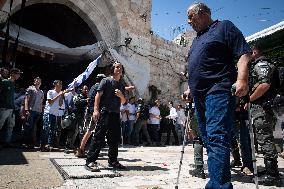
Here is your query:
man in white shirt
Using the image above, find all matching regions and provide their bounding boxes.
[148,99,162,146]
[41,80,68,151]
[165,101,179,145]
[176,104,186,143]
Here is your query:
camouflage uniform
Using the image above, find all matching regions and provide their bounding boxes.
[185,104,205,179]
[250,56,281,186]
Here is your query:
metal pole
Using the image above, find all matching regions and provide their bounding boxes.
[175,112,191,189]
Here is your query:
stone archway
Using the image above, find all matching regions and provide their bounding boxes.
[1,0,127,89]
[6,0,121,47]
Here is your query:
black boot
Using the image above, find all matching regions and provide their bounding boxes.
[230,138,242,168]
[258,159,282,186]
[189,165,206,179]
[230,148,242,168]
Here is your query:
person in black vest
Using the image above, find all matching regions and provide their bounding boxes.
[85,62,126,172]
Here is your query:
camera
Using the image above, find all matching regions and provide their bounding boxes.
[185,102,194,116]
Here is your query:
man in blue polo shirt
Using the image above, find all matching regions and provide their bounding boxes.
[185,3,251,189]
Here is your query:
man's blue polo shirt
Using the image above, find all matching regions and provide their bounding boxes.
[188,20,251,97]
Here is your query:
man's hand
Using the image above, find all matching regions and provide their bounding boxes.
[115,89,123,98]
[125,86,135,91]
[234,79,248,97]
[92,109,100,122]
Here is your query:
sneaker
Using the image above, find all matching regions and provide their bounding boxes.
[64,148,70,154]
[242,167,252,175]
[84,162,100,172]
[108,161,126,169]
[47,145,53,152]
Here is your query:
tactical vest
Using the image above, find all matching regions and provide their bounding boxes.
[249,57,277,106]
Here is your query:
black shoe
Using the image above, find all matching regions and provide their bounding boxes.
[84,162,100,172]
[230,160,242,168]
[189,168,206,179]
[108,161,126,169]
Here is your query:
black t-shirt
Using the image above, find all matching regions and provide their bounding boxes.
[88,83,99,113]
[97,77,125,113]
[188,20,251,96]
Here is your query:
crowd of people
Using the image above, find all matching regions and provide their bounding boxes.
[1,2,284,188]
[0,64,188,151]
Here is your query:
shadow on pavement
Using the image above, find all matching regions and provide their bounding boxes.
[0,148,28,165]
[118,165,169,172]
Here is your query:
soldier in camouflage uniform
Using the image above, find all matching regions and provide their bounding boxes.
[249,44,281,186]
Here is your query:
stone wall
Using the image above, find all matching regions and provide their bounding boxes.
[110,0,189,103]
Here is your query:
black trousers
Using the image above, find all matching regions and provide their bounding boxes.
[166,120,179,144]
[86,109,121,164]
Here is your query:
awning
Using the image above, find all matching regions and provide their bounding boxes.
[245,21,284,54]
[246,21,284,42]
[3,23,106,62]
[0,35,55,60]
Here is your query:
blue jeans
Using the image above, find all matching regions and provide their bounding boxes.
[194,91,235,189]
[126,120,135,138]
[41,113,58,146]
[23,111,41,145]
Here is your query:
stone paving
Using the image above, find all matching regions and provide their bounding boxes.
[41,144,284,189]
